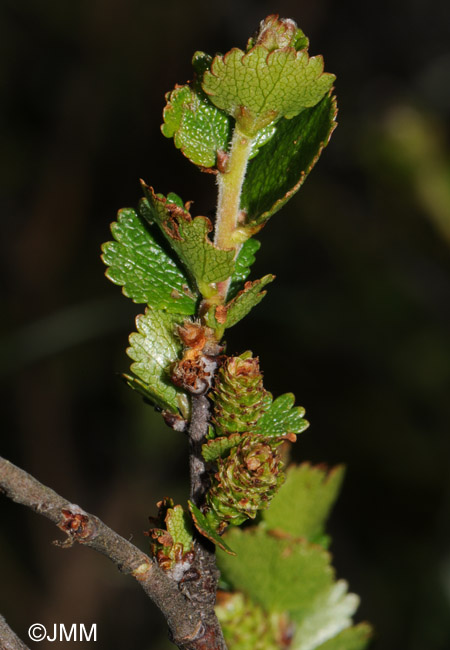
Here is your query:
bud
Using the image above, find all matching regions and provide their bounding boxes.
[171,320,223,395]
[207,435,285,526]
[247,14,309,53]
[145,498,195,581]
[211,352,270,437]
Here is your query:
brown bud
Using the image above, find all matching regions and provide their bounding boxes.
[215,305,228,324]
[252,14,298,51]
[162,411,188,432]
[216,150,229,174]
[177,321,207,350]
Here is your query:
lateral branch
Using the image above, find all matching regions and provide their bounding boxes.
[0,456,225,650]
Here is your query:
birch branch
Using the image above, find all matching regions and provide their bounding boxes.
[0,456,211,649]
[185,394,226,650]
[0,615,29,650]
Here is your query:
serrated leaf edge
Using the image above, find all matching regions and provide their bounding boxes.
[141,183,236,287]
[203,45,335,124]
[249,93,338,225]
[188,501,236,555]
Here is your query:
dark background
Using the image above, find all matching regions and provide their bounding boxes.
[1,1,450,648]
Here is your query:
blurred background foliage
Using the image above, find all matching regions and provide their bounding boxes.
[1,0,450,648]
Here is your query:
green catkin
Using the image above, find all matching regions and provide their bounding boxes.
[211,352,271,436]
[206,435,285,526]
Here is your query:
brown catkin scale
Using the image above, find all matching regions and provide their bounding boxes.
[171,320,223,395]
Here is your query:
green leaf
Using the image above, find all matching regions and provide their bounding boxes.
[241,93,337,225]
[314,623,372,650]
[165,505,193,552]
[125,375,190,424]
[123,372,168,404]
[225,274,274,327]
[202,434,244,462]
[161,84,231,168]
[216,592,288,650]
[162,45,295,171]
[290,581,360,650]
[101,208,196,315]
[188,501,235,555]
[255,393,309,439]
[208,274,274,330]
[262,464,345,544]
[141,186,236,287]
[248,123,277,159]
[217,525,369,649]
[126,308,189,415]
[217,528,333,612]
[203,45,335,135]
[229,239,261,297]
[191,50,213,77]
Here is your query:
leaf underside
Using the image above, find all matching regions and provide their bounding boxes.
[217,463,372,649]
[217,527,333,612]
[126,308,189,415]
[261,464,345,544]
[161,66,336,228]
[203,46,335,127]
[290,581,361,650]
[313,623,372,650]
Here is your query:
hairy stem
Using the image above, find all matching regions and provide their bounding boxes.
[215,125,253,301]
[0,456,224,650]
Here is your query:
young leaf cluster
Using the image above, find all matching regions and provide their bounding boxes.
[101,13,371,649]
[102,14,337,421]
[145,497,195,582]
